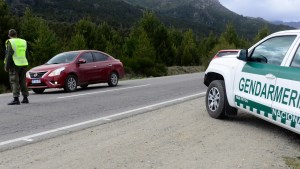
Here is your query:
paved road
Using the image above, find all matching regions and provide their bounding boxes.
[0,97,299,169]
[0,73,206,150]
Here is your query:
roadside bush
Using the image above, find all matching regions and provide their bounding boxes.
[0,84,8,94]
[124,57,167,77]
[0,62,10,93]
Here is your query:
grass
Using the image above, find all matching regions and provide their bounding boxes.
[123,66,205,80]
[284,157,300,169]
[0,84,9,94]
[167,66,205,76]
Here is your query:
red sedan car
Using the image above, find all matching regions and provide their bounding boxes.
[26,50,125,94]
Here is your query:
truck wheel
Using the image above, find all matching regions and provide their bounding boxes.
[206,80,227,119]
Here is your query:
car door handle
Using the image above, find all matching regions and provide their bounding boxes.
[108,64,112,67]
[93,66,97,68]
[265,74,276,79]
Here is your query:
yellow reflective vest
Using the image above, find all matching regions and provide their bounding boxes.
[8,38,28,66]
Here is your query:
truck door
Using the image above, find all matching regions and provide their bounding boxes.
[272,44,300,133]
[234,35,297,120]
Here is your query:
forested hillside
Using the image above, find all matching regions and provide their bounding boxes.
[125,0,290,38]
[6,0,143,27]
[6,0,290,38]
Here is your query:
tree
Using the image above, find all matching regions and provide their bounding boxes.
[95,22,111,51]
[169,29,184,66]
[19,9,41,44]
[20,9,60,67]
[132,29,155,60]
[139,11,162,42]
[180,29,198,66]
[67,33,87,51]
[104,29,123,58]
[198,32,218,68]
[254,25,270,43]
[136,11,176,66]
[222,23,239,47]
[153,25,175,66]
[30,22,60,66]
[0,0,15,60]
[74,18,97,49]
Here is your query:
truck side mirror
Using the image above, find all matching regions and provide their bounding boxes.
[238,49,249,61]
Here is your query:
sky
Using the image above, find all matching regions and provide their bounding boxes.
[218,0,300,22]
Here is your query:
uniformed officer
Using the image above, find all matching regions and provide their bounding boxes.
[4,29,29,105]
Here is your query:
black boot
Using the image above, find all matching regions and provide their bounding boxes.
[8,97,20,105]
[21,97,29,104]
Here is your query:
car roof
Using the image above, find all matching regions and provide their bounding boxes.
[67,50,103,53]
[273,29,300,35]
[62,50,112,56]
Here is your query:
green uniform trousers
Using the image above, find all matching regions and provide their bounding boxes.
[9,67,29,98]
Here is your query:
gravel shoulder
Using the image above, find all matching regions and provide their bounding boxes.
[0,97,300,169]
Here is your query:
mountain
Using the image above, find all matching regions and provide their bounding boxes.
[5,0,144,27]
[5,0,292,39]
[125,0,292,38]
[124,0,219,10]
[272,21,300,28]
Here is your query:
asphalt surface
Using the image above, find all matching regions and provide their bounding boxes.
[0,97,299,169]
[0,73,206,150]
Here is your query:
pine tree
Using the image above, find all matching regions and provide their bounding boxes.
[19,8,60,66]
[30,23,60,66]
[68,33,87,51]
[180,29,198,66]
[74,18,97,49]
[254,25,270,43]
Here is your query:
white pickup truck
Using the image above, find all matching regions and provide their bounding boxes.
[204,30,300,134]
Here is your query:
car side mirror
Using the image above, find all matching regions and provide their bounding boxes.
[238,49,249,61]
[78,59,86,64]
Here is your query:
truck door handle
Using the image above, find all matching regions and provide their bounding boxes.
[265,74,276,79]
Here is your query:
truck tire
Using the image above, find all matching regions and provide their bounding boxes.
[205,80,227,119]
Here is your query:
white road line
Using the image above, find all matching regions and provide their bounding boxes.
[0,92,206,147]
[57,84,151,99]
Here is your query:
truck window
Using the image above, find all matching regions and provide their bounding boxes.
[251,35,296,65]
[291,45,300,68]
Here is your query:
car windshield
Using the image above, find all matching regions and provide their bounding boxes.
[46,52,79,64]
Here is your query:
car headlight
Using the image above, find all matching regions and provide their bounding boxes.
[26,72,30,78]
[48,67,65,77]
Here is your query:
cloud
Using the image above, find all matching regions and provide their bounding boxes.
[219,0,300,22]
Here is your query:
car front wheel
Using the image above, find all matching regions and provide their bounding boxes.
[108,72,119,87]
[64,75,77,92]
